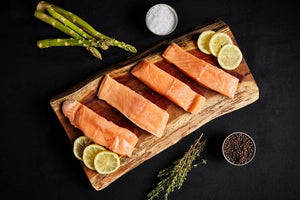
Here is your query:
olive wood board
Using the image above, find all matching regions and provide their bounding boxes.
[50,19,259,191]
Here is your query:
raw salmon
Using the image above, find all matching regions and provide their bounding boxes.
[62,100,138,157]
[162,43,239,98]
[97,75,169,138]
[131,60,206,114]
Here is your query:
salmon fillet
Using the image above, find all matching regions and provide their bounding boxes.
[131,60,206,114]
[62,100,138,157]
[97,75,169,138]
[162,43,239,98]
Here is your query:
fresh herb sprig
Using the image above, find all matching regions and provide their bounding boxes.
[147,134,207,200]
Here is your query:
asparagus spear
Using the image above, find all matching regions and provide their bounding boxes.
[37,3,108,49]
[46,7,93,40]
[34,10,102,59]
[46,7,109,50]
[36,1,53,12]
[36,1,137,53]
[37,38,107,48]
[55,6,138,53]
[35,10,82,38]
[46,7,112,49]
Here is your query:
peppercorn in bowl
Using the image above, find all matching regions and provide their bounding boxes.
[222,132,256,166]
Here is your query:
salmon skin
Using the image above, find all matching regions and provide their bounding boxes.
[132,60,206,114]
[97,75,169,138]
[62,100,138,157]
[162,43,239,98]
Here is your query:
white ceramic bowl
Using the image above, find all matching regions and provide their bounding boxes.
[145,4,178,36]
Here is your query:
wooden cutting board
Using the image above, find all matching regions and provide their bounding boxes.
[50,19,259,190]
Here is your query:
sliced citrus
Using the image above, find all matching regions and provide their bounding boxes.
[217,44,243,70]
[82,144,105,170]
[197,30,215,54]
[209,32,233,56]
[94,151,120,174]
[73,136,94,161]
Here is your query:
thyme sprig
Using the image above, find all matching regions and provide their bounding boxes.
[147,134,207,200]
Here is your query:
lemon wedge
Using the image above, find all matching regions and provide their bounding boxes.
[197,30,215,55]
[217,44,242,70]
[94,151,120,174]
[73,136,94,161]
[82,144,105,170]
[209,32,233,56]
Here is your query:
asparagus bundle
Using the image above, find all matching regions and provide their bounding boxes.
[35,1,137,60]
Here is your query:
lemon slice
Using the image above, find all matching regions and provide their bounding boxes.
[209,32,233,56]
[217,44,243,70]
[197,30,215,54]
[82,144,105,170]
[73,136,94,161]
[94,151,120,174]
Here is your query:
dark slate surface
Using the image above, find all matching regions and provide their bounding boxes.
[2,0,299,199]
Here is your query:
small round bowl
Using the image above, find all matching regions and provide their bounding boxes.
[145,4,178,36]
[222,132,256,166]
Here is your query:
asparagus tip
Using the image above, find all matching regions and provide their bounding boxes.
[37,40,47,48]
[36,1,53,12]
[88,47,102,60]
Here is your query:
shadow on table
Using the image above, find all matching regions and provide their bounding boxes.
[204,132,228,161]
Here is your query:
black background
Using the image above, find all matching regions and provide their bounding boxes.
[2,0,300,199]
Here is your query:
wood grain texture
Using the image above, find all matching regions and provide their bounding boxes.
[50,19,259,190]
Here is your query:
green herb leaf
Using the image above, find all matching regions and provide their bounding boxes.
[147,134,207,200]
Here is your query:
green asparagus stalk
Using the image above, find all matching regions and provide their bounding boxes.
[36,3,108,49]
[46,7,109,50]
[46,6,112,49]
[56,6,137,53]
[34,10,82,38]
[36,1,137,53]
[46,7,94,40]
[37,38,108,49]
[34,10,102,59]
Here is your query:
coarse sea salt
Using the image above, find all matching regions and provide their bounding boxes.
[146,4,177,36]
